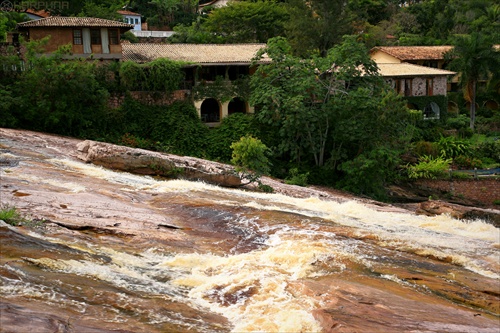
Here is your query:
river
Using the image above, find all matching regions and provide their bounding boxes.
[0,129,499,332]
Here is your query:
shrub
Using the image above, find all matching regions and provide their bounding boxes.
[206,113,257,163]
[407,155,453,179]
[453,155,483,169]
[231,135,271,185]
[475,140,500,161]
[413,140,439,157]
[285,168,309,187]
[437,136,469,159]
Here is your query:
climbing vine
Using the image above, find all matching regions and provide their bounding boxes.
[192,75,251,103]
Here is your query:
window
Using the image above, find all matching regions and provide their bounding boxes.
[73,29,82,45]
[90,29,101,44]
[109,29,119,45]
[135,18,139,24]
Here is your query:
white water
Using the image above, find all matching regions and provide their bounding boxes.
[2,156,499,332]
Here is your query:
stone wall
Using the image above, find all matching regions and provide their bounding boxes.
[415,178,499,208]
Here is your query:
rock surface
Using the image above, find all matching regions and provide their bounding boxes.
[75,140,242,187]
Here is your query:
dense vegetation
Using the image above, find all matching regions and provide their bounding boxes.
[0,0,498,201]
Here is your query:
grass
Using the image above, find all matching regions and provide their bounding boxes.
[0,204,43,227]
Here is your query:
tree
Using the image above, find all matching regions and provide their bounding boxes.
[202,1,288,43]
[445,32,500,130]
[251,36,414,197]
[250,36,386,167]
[284,0,353,56]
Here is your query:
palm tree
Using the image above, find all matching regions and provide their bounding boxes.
[445,32,500,130]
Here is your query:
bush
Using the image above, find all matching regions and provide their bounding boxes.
[453,155,483,169]
[338,147,401,200]
[285,168,309,187]
[475,140,500,162]
[437,136,469,159]
[206,113,257,163]
[413,141,439,157]
[231,135,271,185]
[407,155,453,179]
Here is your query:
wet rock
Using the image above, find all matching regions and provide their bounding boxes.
[416,200,500,227]
[76,140,241,187]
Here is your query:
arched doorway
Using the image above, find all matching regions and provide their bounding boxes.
[200,98,220,123]
[228,97,247,115]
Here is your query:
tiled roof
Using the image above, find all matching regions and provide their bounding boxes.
[372,46,454,61]
[16,16,133,29]
[122,43,270,64]
[117,10,141,16]
[377,63,455,77]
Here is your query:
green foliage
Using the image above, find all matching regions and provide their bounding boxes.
[206,113,258,163]
[231,135,271,185]
[285,168,309,187]
[0,12,29,42]
[120,59,184,92]
[437,136,470,159]
[413,141,439,158]
[122,31,140,43]
[407,155,453,180]
[202,0,288,43]
[284,0,353,57]
[8,49,110,137]
[258,183,274,193]
[116,98,209,157]
[338,147,401,200]
[453,155,483,169]
[0,204,27,226]
[445,32,500,130]
[193,76,251,103]
[446,114,470,131]
[78,1,123,20]
[150,101,209,157]
[147,58,185,92]
[473,139,500,162]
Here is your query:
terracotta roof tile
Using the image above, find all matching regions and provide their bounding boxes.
[16,16,133,29]
[377,63,455,77]
[372,46,454,61]
[122,43,270,64]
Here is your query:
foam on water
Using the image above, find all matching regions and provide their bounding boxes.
[161,226,370,332]
[51,157,499,278]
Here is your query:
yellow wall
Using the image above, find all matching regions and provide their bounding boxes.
[370,51,401,63]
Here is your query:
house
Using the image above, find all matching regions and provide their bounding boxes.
[16,17,133,60]
[370,46,454,69]
[122,43,270,125]
[118,10,142,31]
[24,9,51,20]
[376,63,456,119]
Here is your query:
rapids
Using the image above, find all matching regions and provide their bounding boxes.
[1,129,499,332]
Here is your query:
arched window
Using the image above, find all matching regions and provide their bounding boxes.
[228,97,247,115]
[200,98,220,123]
[423,102,440,119]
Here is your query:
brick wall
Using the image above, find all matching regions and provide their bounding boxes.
[415,178,499,208]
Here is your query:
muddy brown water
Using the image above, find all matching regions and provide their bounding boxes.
[0,129,499,332]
